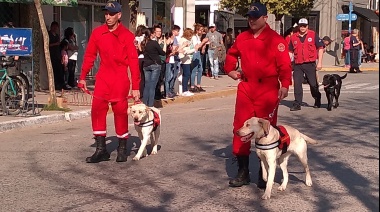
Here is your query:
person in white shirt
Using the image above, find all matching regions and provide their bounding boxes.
[189,23,208,93]
[178,28,200,96]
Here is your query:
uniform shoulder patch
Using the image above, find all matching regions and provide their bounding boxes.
[278,43,285,52]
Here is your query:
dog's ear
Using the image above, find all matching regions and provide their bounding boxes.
[258,118,270,135]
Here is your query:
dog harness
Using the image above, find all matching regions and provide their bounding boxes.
[255,125,291,154]
[136,110,160,132]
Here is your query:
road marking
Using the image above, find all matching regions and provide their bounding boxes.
[361,85,379,90]
[344,83,371,89]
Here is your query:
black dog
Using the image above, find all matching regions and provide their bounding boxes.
[322,73,347,111]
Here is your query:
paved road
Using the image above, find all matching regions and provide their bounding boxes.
[0,72,378,211]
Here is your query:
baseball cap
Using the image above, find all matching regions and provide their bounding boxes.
[102,1,122,13]
[245,2,267,18]
[298,18,308,25]
[209,23,216,28]
[322,36,333,43]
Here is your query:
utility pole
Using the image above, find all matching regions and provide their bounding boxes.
[348,0,353,33]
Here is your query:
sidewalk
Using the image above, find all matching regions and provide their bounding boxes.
[0,62,378,133]
[0,75,239,133]
[322,62,379,71]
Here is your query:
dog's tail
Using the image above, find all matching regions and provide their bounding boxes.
[341,73,348,80]
[301,133,318,145]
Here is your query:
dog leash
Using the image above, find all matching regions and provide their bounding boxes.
[77,82,140,103]
[267,98,280,122]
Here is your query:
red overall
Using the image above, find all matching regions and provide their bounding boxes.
[224,24,292,156]
[80,23,140,139]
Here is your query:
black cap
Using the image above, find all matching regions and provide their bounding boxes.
[102,1,122,13]
[322,36,333,43]
[245,2,267,18]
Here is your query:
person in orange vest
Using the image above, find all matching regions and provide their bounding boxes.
[224,2,292,188]
[288,18,324,111]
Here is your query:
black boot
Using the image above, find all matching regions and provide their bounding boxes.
[313,96,321,108]
[257,161,267,189]
[116,138,128,162]
[86,136,110,163]
[229,155,250,187]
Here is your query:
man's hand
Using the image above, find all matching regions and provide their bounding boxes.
[132,90,140,102]
[278,87,288,100]
[78,79,87,92]
[316,63,322,70]
[228,71,241,80]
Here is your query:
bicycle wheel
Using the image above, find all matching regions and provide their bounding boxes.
[17,72,30,100]
[1,77,26,115]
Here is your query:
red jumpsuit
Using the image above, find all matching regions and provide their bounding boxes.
[80,23,140,139]
[224,24,292,156]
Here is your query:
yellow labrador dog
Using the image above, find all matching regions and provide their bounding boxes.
[236,117,317,200]
[129,103,161,161]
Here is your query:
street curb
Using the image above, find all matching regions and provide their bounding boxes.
[0,109,91,133]
[0,88,237,133]
[320,67,379,71]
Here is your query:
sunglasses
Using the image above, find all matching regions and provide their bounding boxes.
[299,24,308,28]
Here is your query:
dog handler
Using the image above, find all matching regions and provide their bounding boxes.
[224,2,292,188]
[288,18,324,111]
[78,1,140,163]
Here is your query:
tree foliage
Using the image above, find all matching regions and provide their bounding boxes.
[220,0,315,20]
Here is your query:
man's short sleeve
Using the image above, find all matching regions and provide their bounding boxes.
[288,38,294,52]
[315,34,324,48]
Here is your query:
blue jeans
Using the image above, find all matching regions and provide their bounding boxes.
[165,62,178,96]
[358,49,362,66]
[344,50,350,65]
[191,52,203,86]
[142,64,161,107]
[208,49,219,77]
[181,64,191,92]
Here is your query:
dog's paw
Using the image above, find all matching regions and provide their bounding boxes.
[132,156,140,161]
[261,193,271,200]
[278,185,287,191]
[333,103,339,108]
[151,150,158,155]
[305,179,312,187]
[327,107,332,111]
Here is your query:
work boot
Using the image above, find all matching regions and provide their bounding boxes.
[116,138,128,162]
[86,136,110,163]
[290,102,301,111]
[257,161,267,189]
[229,155,250,187]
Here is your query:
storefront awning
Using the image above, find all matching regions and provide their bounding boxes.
[353,6,379,23]
[0,0,77,6]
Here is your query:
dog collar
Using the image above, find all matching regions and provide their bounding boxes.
[255,140,280,150]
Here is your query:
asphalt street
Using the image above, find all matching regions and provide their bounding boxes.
[0,72,378,211]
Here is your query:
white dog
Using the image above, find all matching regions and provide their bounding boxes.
[236,117,317,200]
[129,103,161,161]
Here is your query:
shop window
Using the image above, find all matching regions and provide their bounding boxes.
[61,5,92,76]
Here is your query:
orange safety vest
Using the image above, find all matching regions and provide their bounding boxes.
[290,30,317,64]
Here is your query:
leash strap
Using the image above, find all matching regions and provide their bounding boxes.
[267,98,280,122]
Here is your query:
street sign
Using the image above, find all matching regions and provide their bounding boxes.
[336,13,357,21]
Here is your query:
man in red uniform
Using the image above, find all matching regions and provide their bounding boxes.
[78,1,140,163]
[288,18,324,111]
[224,2,292,188]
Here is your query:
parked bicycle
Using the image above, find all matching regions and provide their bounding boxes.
[0,57,26,115]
